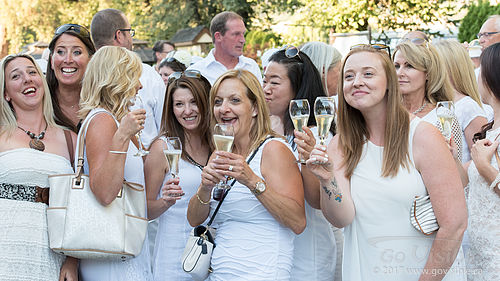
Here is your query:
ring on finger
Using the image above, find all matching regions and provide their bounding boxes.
[228,165,234,171]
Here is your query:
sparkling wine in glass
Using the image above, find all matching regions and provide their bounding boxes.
[213,123,234,190]
[128,95,149,156]
[314,97,336,145]
[163,137,184,197]
[289,99,310,163]
[436,101,455,142]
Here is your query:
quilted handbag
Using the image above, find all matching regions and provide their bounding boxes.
[46,111,148,259]
[410,195,439,235]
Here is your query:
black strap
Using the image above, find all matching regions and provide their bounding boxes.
[207,136,273,226]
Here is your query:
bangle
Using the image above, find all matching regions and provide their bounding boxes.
[109,150,128,154]
[489,172,500,190]
[196,192,210,205]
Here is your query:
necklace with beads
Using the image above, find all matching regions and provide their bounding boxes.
[412,100,427,115]
[17,123,48,151]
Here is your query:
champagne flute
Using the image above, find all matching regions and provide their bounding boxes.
[314,96,336,145]
[436,101,455,142]
[163,137,183,197]
[213,123,234,190]
[289,99,310,163]
[128,95,149,156]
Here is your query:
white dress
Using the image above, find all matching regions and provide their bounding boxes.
[79,109,153,281]
[152,156,203,280]
[287,128,337,281]
[466,126,500,280]
[208,138,295,280]
[454,96,488,163]
[343,118,466,280]
[0,148,72,280]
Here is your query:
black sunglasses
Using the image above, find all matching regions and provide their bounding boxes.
[350,43,391,57]
[280,44,301,59]
[167,69,202,84]
[116,28,136,37]
[54,24,90,38]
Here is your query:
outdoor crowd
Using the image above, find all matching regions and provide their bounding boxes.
[0,5,499,281]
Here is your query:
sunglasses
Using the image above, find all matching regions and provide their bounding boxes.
[116,28,136,37]
[167,69,202,84]
[280,44,301,59]
[350,43,391,57]
[399,37,429,49]
[54,24,90,38]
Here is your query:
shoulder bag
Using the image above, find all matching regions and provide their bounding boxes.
[181,136,271,280]
[47,111,148,259]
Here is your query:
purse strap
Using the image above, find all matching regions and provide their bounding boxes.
[64,130,75,171]
[207,136,273,226]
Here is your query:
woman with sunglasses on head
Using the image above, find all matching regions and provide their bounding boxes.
[0,54,78,280]
[157,50,192,86]
[187,69,305,280]
[263,46,337,281]
[307,44,467,280]
[144,70,212,280]
[462,42,500,280]
[77,46,152,281]
[394,38,464,162]
[47,24,96,132]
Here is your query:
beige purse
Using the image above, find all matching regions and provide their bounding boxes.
[47,111,148,260]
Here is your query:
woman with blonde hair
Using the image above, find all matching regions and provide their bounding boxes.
[187,69,305,280]
[434,39,489,163]
[394,39,464,161]
[307,45,467,280]
[0,54,78,280]
[77,46,152,280]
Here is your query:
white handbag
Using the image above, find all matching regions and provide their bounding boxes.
[410,195,439,235]
[47,111,148,259]
[181,225,215,281]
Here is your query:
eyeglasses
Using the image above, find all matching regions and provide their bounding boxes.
[280,45,301,59]
[167,69,202,84]
[350,43,391,57]
[477,31,500,39]
[117,28,135,37]
[54,24,90,38]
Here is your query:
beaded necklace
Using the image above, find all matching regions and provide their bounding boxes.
[18,123,48,151]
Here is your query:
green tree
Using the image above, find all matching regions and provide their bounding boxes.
[458,0,500,43]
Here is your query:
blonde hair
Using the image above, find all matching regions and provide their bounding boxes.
[394,41,454,104]
[338,46,411,178]
[433,39,482,107]
[79,46,142,120]
[0,54,59,136]
[209,70,278,153]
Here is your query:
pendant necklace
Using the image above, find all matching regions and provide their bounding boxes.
[18,123,48,151]
[412,100,427,115]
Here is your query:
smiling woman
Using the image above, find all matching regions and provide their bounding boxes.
[46,24,96,132]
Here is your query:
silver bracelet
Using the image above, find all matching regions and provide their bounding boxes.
[109,150,128,154]
[489,172,500,190]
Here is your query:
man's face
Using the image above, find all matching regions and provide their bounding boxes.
[217,19,246,58]
[478,18,500,50]
[156,43,174,63]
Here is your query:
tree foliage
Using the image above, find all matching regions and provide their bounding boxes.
[458,0,500,43]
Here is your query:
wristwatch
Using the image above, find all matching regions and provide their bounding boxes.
[252,180,266,196]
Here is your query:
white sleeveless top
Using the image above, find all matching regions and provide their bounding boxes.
[344,117,466,280]
[78,108,152,281]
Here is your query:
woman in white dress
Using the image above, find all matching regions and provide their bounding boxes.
[0,54,78,280]
[145,72,212,280]
[307,45,467,280]
[187,69,305,280]
[77,46,152,281]
[394,39,464,162]
[465,42,500,280]
[263,47,337,281]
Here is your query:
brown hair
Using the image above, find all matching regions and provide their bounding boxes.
[210,11,243,43]
[90,9,128,50]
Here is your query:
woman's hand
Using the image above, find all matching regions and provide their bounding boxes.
[59,257,78,281]
[160,177,184,208]
[213,151,257,188]
[294,127,316,161]
[117,109,146,139]
[200,158,225,191]
[306,144,333,182]
[471,139,498,169]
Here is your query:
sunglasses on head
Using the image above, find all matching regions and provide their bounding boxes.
[350,43,391,57]
[399,37,429,49]
[280,44,301,59]
[54,24,90,38]
[167,69,202,84]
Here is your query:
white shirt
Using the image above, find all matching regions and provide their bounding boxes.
[188,49,263,85]
[138,63,166,147]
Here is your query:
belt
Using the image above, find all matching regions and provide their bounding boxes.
[0,183,50,205]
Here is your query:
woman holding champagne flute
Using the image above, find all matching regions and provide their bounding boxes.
[144,71,212,280]
[263,46,337,280]
[187,69,305,280]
